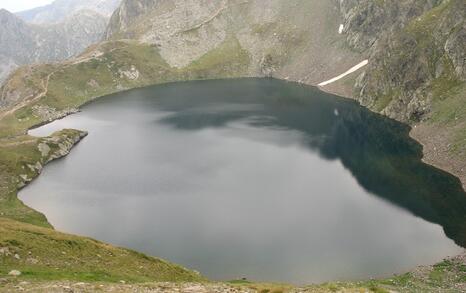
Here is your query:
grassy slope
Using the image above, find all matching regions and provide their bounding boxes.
[0,218,204,283]
[0,129,89,227]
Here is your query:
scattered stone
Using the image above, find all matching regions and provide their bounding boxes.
[87,79,100,88]
[0,247,11,256]
[38,142,51,157]
[119,65,139,80]
[8,270,21,276]
[26,257,39,264]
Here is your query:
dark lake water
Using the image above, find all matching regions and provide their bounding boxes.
[21,79,466,284]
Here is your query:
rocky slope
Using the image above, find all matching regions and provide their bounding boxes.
[104,0,361,83]
[17,0,121,24]
[0,9,108,84]
[336,0,466,187]
[340,0,465,122]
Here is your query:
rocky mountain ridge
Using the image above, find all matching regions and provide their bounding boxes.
[0,8,109,83]
[17,0,121,24]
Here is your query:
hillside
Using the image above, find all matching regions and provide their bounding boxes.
[0,0,465,291]
[340,0,466,187]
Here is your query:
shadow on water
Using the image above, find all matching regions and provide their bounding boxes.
[134,78,466,248]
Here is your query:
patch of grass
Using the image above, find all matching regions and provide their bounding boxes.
[0,217,205,283]
[375,88,401,112]
[368,284,389,293]
[246,283,291,293]
[182,36,251,79]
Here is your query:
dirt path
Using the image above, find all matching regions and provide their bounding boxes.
[0,71,54,121]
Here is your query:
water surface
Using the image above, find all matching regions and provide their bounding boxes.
[22,79,466,284]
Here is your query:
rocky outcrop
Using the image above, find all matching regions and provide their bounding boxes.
[16,129,87,189]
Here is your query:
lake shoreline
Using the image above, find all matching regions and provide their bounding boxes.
[1,77,465,289]
[316,80,466,192]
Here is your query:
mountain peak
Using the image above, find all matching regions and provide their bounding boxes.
[0,8,24,24]
[0,8,14,17]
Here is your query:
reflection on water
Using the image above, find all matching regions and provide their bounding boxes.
[23,79,466,284]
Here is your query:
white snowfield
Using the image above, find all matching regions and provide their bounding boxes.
[318,60,369,86]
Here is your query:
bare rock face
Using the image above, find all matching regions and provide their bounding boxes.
[105,0,158,38]
[445,27,466,81]
[0,55,18,83]
[339,0,442,52]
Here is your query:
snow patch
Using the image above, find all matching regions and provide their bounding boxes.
[338,24,344,34]
[318,60,369,86]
